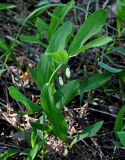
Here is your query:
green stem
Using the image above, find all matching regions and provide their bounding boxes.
[85,0,92,20]
[42,112,46,155]
[73,5,78,24]
[2,21,25,69]
[48,64,61,84]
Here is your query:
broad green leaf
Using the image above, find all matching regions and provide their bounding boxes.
[117,70,125,84]
[37,55,56,89]
[0,3,16,10]
[98,61,123,73]
[36,17,48,33]
[116,0,125,36]
[54,80,80,109]
[37,22,72,89]
[27,141,44,160]
[116,10,122,37]
[29,67,38,86]
[54,72,111,109]
[0,69,6,76]
[30,115,51,140]
[31,129,37,148]
[68,9,106,56]
[0,38,9,51]
[9,86,42,114]
[39,114,47,124]
[41,83,67,140]
[19,35,41,44]
[75,36,112,55]
[117,131,125,147]
[117,0,125,7]
[46,21,72,53]
[46,50,68,64]
[70,121,103,148]
[48,0,74,40]
[81,72,112,93]
[30,121,50,132]
[0,149,19,160]
[114,105,125,136]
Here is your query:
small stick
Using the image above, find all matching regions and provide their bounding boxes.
[89,107,118,119]
[103,0,109,9]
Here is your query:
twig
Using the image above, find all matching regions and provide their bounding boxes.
[103,0,109,9]
[91,137,107,160]
[89,107,118,119]
[0,108,13,125]
[95,0,99,10]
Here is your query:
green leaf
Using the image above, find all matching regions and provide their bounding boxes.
[27,141,44,160]
[68,9,106,56]
[9,86,42,114]
[37,22,72,89]
[117,70,125,84]
[29,67,39,87]
[116,0,125,37]
[0,38,9,51]
[41,83,67,140]
[19,35,41,44]
[31,129,37,148]
[75,36,112,55]
[0,149,19,160]
[117,131,125,147]
[0,3,16,10]
[0,69,6,76]
[46,50,68,64]
[54,72,111,109]
[70,121,103,148]
[114,105,125,136]
[30,121,50,132]
[117,0,125,7]
[46,21,72,53]
[48,0,74,40]
[81,72,112,93]
[37,55,57,89]
[54,80,80,109]
[36,17,48,32]
[116,10,122,37]
[98,61,123,73]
